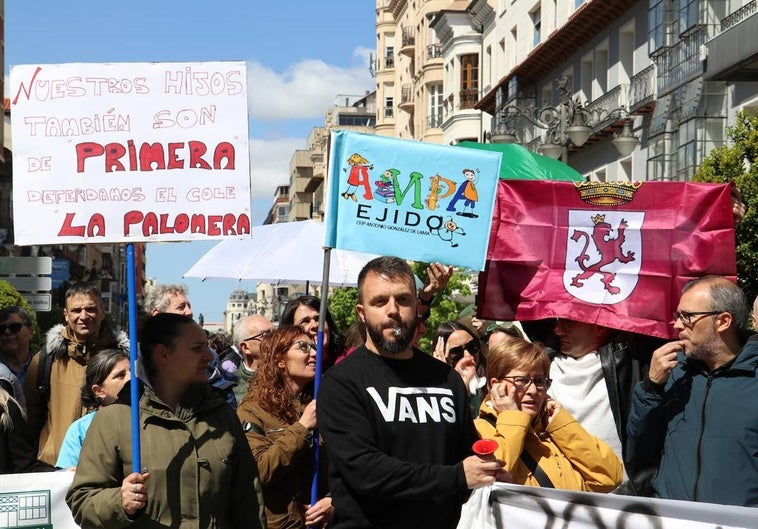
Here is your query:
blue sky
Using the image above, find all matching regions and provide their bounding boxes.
[5,0,376,322]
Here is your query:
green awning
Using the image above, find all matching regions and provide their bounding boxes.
[457,141,584,182]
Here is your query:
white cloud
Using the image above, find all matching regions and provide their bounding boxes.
[248,50,374,121]
[249,136,302,197]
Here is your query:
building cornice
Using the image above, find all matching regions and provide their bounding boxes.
[476,0,637,115]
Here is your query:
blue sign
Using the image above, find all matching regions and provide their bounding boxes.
[51,259,70,289]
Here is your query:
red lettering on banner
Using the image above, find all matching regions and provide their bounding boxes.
[123,211,250,237]
[58,212,105,237]
[76,140,236,172]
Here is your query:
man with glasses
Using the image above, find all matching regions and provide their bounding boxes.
[231,315,273,403]
[547,317,662,496]
[627,276,758,506]
[0,306,35,411]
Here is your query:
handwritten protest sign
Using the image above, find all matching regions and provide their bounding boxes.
[10,61,250,245]
[324,131,502,270]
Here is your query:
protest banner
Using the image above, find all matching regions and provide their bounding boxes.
[10,61,250,245]
[0,471,77,528]
[477,180,736,338]
[324,130,502,270]
[479,483,757,529]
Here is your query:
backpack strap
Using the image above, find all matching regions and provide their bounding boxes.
[478,411,555,488]
[35,344,53,415]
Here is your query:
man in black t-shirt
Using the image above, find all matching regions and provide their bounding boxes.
[318,256,504,529]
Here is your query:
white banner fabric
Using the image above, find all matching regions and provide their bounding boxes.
[10,61,251,245]
[0,471,77,528]
[481,484,757,529]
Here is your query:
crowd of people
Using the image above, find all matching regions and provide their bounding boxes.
[0,253,754,528]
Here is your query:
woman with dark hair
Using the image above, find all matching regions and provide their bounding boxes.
[280,295,343,370]
[237,325,332,529]
[475,338,622,491]
[431,320,486,411]
[67,313,262,529]
[56,349,130,468]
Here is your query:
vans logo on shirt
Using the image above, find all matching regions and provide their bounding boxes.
[366,386,456,423]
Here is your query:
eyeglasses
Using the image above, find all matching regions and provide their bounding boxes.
[292,340,316,353]
[243,329,272,342]
[0,323,25,334]
[673,310,722,326]
[446,339,480,366]
[502,376,552,390]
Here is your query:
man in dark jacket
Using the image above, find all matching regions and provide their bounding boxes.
[548,319,662,495]
[627,276,758,506]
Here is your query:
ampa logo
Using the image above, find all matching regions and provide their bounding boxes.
[563,210,644,304]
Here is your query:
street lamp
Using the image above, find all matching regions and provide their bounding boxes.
[489,77,638,162]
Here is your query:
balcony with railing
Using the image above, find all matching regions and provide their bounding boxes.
[427,44,442,60]
[459,88,479,110]
[628,65,656,114]
[656,27,707,95]
[585,84,628,132]
[382,106,395,119]
[705,0,758,81]
[400,26,415,56]
[376,55,395,72]
[399,84,415,111]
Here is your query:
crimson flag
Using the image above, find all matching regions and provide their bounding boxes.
[477,180,736,339]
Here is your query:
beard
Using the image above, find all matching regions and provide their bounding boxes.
[365,318,417,355]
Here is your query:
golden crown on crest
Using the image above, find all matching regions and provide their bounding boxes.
[573,181,643,206]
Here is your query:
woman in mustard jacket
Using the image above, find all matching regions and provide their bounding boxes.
[474,338,622,492]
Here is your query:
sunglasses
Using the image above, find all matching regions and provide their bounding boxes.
[0,322,26,334]
[243,329,272,342]
[446,339,480,366]
[292,340,316,353]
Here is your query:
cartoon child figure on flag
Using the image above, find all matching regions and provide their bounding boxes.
[341,153,374,202]
[431,217,466,248]
[446,168,479,218]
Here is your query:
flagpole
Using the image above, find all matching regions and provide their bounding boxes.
[126,243,142,473]
[311,247,332,508]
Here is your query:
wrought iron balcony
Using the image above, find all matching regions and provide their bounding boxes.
[427,44,442,60]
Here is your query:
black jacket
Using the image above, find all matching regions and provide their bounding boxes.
[0,398,56,474]
[550,332,662,496]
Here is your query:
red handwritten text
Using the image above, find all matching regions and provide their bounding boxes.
[76,140,235,172]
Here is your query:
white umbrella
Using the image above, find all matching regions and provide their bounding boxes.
[183,220,380,286]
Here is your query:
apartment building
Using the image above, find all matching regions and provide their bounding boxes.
[375,0,473,142]
[477,0,758,182]
[374,0,758,184]
[285,93,376,223]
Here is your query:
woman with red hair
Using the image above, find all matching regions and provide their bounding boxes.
[237,326,332,529]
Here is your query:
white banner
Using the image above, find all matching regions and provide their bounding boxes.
[0,471,77,528]
[9,61,251,245]
[478,484,758,529]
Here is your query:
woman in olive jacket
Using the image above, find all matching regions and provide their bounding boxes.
[237,325,331,529]
[66,313,263,529]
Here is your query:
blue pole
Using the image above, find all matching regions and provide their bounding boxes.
[310,247,332,509]
[126,244,142,473]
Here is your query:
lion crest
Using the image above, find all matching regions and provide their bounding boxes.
[569,215,636,294]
